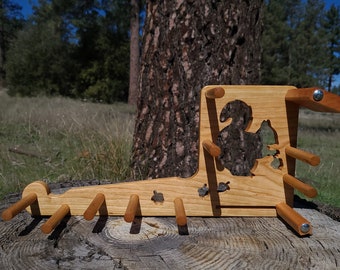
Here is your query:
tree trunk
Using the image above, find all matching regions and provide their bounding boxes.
[128,0,140,106]
[132,0,263,179]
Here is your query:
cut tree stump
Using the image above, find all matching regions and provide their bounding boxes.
[1,188,340,270]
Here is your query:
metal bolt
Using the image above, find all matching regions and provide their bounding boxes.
[313,89,324,102]
[300,223,310,233]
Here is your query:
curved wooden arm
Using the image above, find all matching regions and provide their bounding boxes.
[286,87,340,112]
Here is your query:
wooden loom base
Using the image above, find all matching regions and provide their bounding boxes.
[5,85,338,237]
[17,177,312,236]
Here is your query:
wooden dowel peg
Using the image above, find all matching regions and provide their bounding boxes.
[83,193,105,221]
[202,140,221,157]
[205,87,225,99]
[124,194,139,223]
[1,193,37,221]
[276,202,312,236]
[41,204,70,234]
[283,174,317,198]
[174,197,187,226]
[285,146,320,166]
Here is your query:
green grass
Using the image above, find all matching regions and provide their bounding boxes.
[0,90,339,208]
[295,109,340,207]
[0,90,135,199]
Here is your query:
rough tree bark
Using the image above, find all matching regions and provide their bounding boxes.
[132,0,263,179]
[128,0,141,106]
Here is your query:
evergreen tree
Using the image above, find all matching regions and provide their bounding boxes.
[321,4,340,91]
[5,0,131,102]
[0,0,23,87]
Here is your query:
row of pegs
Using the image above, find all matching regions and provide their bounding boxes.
[1,193,188,234]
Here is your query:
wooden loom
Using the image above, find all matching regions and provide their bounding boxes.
[2,85,340,236]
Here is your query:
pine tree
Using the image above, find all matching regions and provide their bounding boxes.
[321,4,340,91]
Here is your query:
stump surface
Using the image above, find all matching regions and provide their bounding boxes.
[1,188,340,269]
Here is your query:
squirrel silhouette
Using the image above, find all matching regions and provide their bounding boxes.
[216,100,262,176]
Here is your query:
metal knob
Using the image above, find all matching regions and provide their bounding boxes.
[300,223,310,233]
[313,89,324,102]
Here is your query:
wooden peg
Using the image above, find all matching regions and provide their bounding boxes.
[202,140,221,157]
[283,174,317,198]
[1,193,37,221]
[276,202,312,236]
[83,193,105,221]
[174,197,187,226]
[285,146,320,166]
[205,87,225,99]
[41,204,70,234]
[124,194,139,223]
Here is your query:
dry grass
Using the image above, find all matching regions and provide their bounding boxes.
[0,90,135,198]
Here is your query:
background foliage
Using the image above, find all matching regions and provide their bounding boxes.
[2,0,131,102]
[261,0,340,92]
[0,0,339,103]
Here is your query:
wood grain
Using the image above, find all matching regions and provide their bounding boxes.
[1,193,339,270]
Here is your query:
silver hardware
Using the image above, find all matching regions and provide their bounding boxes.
[313,89,324,102]
[300,223,310,233]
